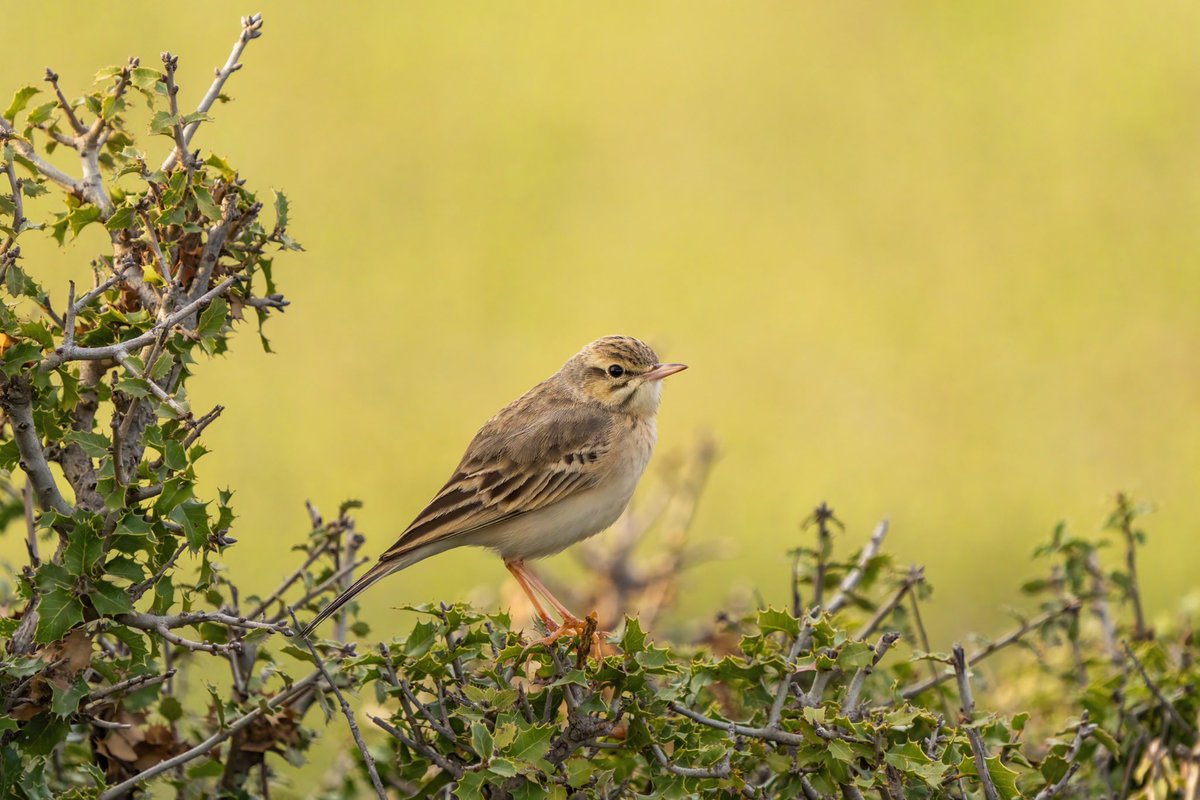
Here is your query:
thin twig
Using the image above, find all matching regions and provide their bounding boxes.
[1086,552,1119,663]
[162,14,264,171]
[136,208,172,282]
[855,566,923,639]
[128,541,187,601]
[842,632,901,718]
[41,275,239,369]
[71,273,125,314]
[113,350,190,419]
[96,670,323,800]
[827,519,889,614]
[0,118,85,197]
[248,540,333,620]
[1032,711,1094,800]
[897,600,1080,700]
[44,68,86,135]
[952,645,1000,800]
[649,744,731,779]
[160,54,191,177]
[1112,494,1150,641]
[371,715,465,779]
[269,557,368,625]
[287,610,386,800]
[767,613,816,727]
[82,670,176,712]
[2,160,25,252]
[669,701,809,747]
[1123,641,1198,739]
[182,404,224,448]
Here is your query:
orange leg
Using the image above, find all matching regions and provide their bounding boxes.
[507,561,603,650]
[519,565,585,626]
[505,561,556,628]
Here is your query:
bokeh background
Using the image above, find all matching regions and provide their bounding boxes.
[5,0,1198,704]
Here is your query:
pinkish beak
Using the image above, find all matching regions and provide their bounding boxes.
[643,362,688,381]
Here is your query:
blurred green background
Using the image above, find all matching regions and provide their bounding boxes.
[5,1,1199,653]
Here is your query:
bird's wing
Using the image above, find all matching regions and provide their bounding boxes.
[378,397,615,560]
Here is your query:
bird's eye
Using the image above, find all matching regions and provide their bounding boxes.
[607,364,625,378]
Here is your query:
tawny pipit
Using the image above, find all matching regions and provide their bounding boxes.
[301,336,687,639]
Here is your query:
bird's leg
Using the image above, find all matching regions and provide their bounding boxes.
[506,561,597,649]
[505,561,557,630]
[518,565,587,628]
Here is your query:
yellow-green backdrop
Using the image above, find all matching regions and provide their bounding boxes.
[4,0,1198,765]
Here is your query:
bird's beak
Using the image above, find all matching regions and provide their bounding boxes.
[643,363,688,381]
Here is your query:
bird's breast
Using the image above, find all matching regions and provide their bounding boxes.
[481,417,657,562]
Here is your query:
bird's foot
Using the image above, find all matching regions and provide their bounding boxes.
[522,612,611,660]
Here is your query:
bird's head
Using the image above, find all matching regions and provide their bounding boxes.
[563,335,687,415]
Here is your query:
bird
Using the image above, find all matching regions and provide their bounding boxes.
[299,335,687,640]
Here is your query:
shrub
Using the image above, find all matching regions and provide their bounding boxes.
[2,16,1196,800]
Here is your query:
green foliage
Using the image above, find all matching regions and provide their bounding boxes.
[320,499,1198,799]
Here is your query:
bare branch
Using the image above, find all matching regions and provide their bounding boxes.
[135,207,172,282]
[96,670,323,800]
[268,556,368,625]
[855,565,922,639]
[41,275,239,369]
[120,610,291,635]
[113,350,190,419]
[827,519,889,614]
[649,744,731,779]
[2,159,25,252]
[128,542,187,601]
[71,273,125,315]
[188,196,258,303]
[160,53,192,176]
[898,600,1080,700]
[668,701,807,747]
[247,540,332,620]
[162,14,264,172]
[767,612,817,727]
[0,119,85,197]
[287,610,386,800]
[842,631,901,718]
[1032,711,1094,800]
[952,645,1001,800]
[370,715,465,780]
[82,669,176,712]
[1123,641,1198,739]
[1112,494,1150,641]
[44,68,86,135]
[1085,552,1119,663]
[0,375,73,515]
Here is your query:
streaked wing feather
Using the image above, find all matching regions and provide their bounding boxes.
[379,397,613,560]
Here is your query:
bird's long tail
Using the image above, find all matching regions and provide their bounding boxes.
[298,548,428,637]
